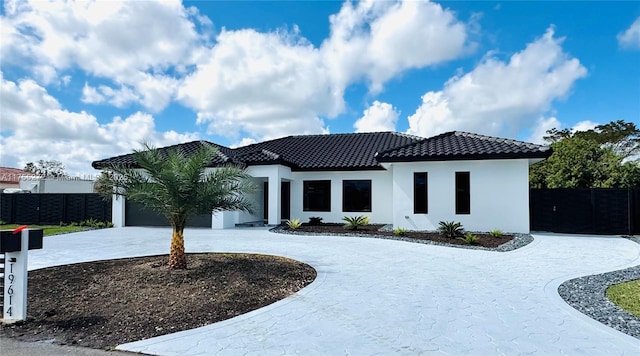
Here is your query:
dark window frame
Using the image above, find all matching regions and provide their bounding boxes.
[455,172,470,214]
[303,180,331,212]
[413,172,428,214]
[342,180,372,212]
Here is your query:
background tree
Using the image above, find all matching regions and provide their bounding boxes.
[24,160,68,178]
[99,143,255,269]
[531,120,640,189]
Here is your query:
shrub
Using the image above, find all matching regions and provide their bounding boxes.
[106,221,115,228]
[343,215,370,230]
[96,221,106,228]
[393,228,408,236]
[489,229,503,237]
[437,221,464,238]
[308,217,323,225]
[286,218,302,230]
[80,218,99,227]
[460,232,479,245]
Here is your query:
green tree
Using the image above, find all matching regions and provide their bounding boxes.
[24,160,68,178]
[99,143,255,269]
[531,120,640,188]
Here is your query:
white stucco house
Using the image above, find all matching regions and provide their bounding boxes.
[92,131,551,233]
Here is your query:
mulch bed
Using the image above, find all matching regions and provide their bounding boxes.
[0,253,316,350]
[288,223,513,248]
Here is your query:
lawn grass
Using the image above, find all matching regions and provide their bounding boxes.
[606,279,640,317]
[0,224,89,236]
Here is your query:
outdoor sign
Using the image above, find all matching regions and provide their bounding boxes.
[1,226,43,323]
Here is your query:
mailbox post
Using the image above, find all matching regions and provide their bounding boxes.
[1,226,43,323]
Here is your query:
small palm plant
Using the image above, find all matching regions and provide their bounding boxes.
[489,229,503,237]
[286,218,302,230]
[393,228,408,236]
[343,215,370,230]
[460,232,479,245]
[437,221,464,238]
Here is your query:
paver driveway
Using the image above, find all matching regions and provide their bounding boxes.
[28,227,640,355]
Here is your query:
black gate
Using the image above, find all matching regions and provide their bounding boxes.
[530,188,639,235]
[0,193,111,225]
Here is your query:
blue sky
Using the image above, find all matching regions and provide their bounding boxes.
[1,0,639,175]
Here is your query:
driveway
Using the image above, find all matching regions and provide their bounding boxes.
[23,227,640,355]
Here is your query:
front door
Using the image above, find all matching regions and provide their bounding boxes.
[281,181,291,220]
[263,181,291,222]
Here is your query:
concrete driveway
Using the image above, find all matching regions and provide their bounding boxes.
[23,227,640,355]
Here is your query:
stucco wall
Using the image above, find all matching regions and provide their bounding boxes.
[391,159,531,233]
[288,170,394,224]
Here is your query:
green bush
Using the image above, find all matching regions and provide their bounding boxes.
[106,221,115,228]
[489,229,503,237]
[308,217,323,225]
[343,215,370,230]
[460,232,479,245]
[393,228,408,236]
[437,221,464,238]
[286,218,302,230]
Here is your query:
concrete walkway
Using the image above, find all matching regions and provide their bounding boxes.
[21,227,640,355]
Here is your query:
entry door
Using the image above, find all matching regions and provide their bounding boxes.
[262,181,291,222]
[281,181,291,220]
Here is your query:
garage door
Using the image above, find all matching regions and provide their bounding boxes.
[125,201,212,227]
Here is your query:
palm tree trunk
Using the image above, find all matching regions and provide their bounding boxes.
[168,223,187,269]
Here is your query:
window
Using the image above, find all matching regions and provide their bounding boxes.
[343,180,372,212]
[413,172,428,214]
[455,172,470,214]
[303,180,331,212]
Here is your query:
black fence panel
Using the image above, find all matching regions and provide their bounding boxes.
[39,194,65,224]
[530,188,639,235]
[0,193,111,225]
[13,194,41,224]
[0,194,13,223]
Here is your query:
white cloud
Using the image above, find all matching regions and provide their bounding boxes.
[407,27,587,139]
[2,0,474,148]
[528,117,561,144]
[571,120,598,133]
[618,17,640,50]
[354,101,400,132]
[178,0,471,141]
[322,0,471,93]
[1,0,207,111]
[178,28,338,141]
[0,74,198,175]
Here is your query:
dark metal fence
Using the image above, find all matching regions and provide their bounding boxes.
[0,193,111,225]
[530,188,639,235]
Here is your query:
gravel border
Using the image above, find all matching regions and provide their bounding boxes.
[558,238,640,339]
[269,225,533,252]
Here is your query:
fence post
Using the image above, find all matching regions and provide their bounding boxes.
[629,188,633,236]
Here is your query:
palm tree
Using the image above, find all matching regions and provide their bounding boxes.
[99,142,254,269]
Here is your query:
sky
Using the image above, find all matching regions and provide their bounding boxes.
[1,0,639,176]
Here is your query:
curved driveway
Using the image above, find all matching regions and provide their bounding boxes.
[27,227,640,355]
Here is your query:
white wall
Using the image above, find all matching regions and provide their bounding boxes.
[289,170,393,224]
[391,159,531,233]
[20,178,95,193]
[112,195,125,227]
